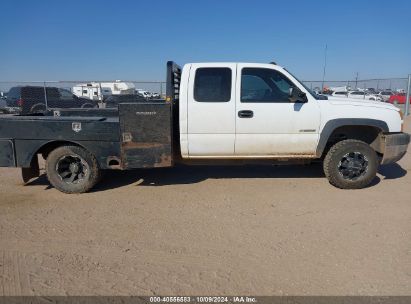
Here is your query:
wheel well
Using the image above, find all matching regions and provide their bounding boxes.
[36,141,82,160]
[323,125,383,156]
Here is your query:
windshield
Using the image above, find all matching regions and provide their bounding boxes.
[283,68,325,100]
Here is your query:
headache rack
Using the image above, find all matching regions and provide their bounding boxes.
[165,61,182,161]
[166,61,181,104]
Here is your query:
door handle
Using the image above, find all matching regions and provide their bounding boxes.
[238,110,254,118]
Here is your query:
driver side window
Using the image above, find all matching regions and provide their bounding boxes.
[241,68,295,103]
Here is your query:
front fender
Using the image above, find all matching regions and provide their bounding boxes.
[316,118,389,157]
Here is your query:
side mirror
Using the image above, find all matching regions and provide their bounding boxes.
[288,87,307,103]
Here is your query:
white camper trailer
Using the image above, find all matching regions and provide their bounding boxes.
[73,81,136,100]
[72,83,101,101]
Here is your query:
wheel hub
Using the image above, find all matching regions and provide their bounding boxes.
[338,152,369,181]
[69,163,80,174]
[56,155,90,184]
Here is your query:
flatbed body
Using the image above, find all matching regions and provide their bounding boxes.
[0,102,174,170]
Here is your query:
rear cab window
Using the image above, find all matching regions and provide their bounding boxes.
[194,68,232,102]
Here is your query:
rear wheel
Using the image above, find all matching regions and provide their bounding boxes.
[323,139,378,189]
[46,145,101,193]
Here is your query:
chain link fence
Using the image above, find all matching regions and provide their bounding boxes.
[302,78,409,93]
[302,77,411,114]
[0,77,410,114]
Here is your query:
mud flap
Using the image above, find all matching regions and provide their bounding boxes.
[22,155,40,184]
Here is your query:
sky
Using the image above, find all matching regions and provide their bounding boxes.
[0,0,410,82]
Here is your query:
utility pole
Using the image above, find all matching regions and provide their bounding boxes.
[321,44,327,92]
[355,72,358,89]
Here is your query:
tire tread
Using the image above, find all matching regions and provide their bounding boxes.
[45,145,101,194]
[323,139,378,189]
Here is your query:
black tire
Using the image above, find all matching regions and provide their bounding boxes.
[323,139,378,189]
[45,145,101,194]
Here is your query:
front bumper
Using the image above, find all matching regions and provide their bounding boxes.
[380,132,410,165]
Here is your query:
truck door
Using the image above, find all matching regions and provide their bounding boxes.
[187,63,236,156]
[234,64,320,156]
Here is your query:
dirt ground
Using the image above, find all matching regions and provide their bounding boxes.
[0,117,410,296]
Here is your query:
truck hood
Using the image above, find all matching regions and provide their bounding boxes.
[327,96,399,111]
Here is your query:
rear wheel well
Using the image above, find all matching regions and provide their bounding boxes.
[22,141,84,183]
[37,141,83,160]
[323,125,383,157]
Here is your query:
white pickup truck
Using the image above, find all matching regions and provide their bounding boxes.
[0,61,409,193]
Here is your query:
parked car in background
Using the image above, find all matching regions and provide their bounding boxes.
[103,94,146,108]
[6,86,98,114]
[389,93,411,105]
[331,90,383,101]
[136,89,152,99]
[329,86,351,92]
[348,91,383,101]
[151,92,161,98]
[331,91,348,97]
[378,91,393,102]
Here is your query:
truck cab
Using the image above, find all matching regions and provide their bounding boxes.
[178,62,403,159]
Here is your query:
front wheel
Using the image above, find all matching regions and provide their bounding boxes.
[46,145,101,193]
[323,139,378,189]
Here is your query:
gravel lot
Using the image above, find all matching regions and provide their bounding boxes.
[0,116,410,296]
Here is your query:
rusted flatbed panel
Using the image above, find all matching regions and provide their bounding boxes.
[119,103,173,169]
